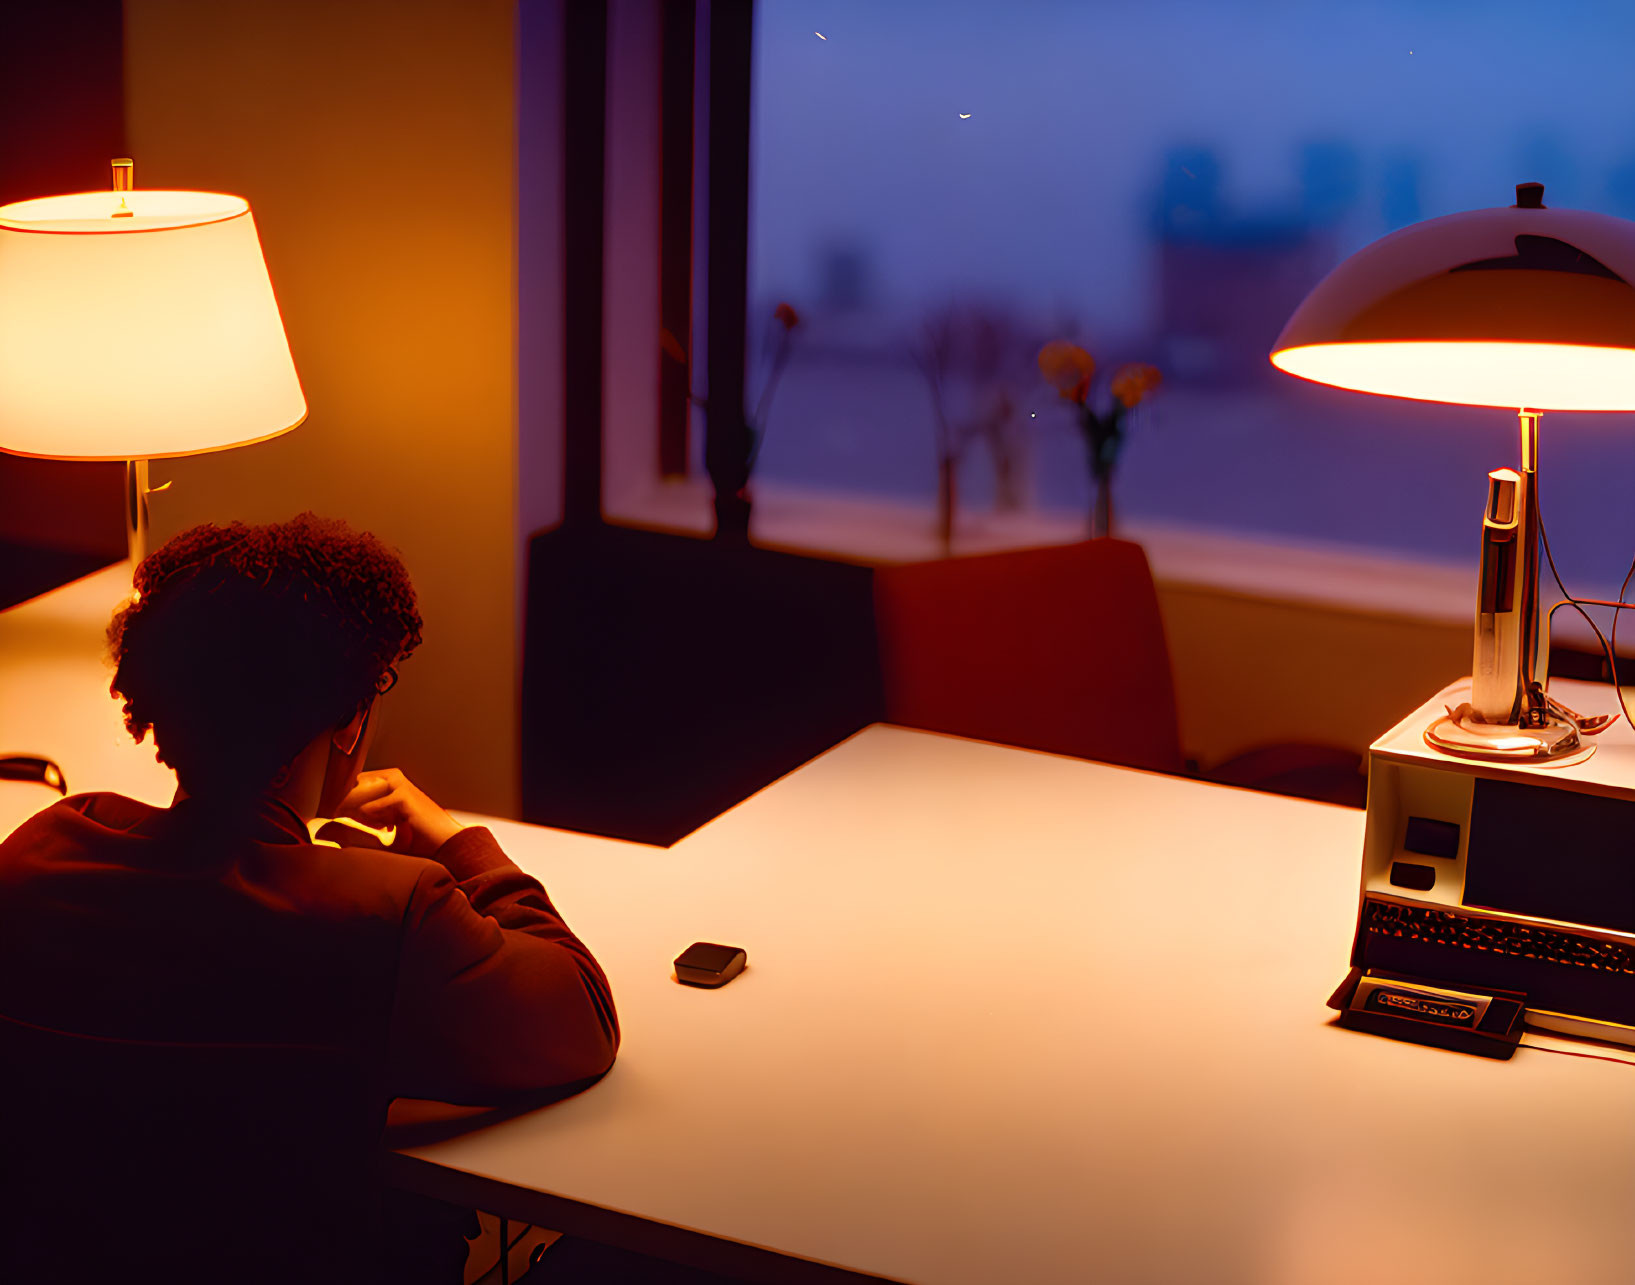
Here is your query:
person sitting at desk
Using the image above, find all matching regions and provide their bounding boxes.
[0,514,619,1284]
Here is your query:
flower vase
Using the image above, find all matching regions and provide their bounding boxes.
[993,437,1030,513]
[1090,471,1115,540]
[713,487,753,542]
[937,455,958,556]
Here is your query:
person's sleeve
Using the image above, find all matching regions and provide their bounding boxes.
[385,826,620,1104]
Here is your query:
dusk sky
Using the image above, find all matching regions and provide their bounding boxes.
[752,0,1635,332]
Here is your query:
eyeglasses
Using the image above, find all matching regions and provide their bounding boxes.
[336,667,398,756]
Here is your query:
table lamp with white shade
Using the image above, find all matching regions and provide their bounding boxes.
[0,158,305,569]
[1271,182,1635,764]
[0,159,303,796]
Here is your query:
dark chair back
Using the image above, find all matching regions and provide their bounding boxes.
[874,539,1186,774]
[522,524,883,844]
[0,1009,383,1284]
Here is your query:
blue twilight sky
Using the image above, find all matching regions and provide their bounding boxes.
[751,0,1635,333]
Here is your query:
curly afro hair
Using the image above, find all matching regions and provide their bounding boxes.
[108,514,423,800]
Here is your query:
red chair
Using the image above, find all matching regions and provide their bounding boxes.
[0,1009,383,1283]
[874,539,1186,775]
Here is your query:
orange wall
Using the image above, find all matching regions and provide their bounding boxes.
[123,0,522,816]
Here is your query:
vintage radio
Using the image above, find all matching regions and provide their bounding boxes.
[1330,676,1635,1058]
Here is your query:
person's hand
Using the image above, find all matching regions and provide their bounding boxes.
[331,768,463,858]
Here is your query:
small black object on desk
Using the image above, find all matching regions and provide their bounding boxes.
[674,942,747,988]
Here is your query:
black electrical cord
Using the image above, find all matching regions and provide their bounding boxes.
[1535,501,1635,734]
[1613,558,1635,682]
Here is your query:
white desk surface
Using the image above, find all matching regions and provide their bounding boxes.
[6,567,1633,1285]
[399,732,1634,1285]
[0,564,177,835]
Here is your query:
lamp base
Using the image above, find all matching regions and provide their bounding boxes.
[1423,706,1593,766]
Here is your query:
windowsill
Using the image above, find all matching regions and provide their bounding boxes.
[603,477,1483,626]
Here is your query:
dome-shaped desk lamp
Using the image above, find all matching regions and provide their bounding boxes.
[1271,183,1635,764]
[0,159,305,572]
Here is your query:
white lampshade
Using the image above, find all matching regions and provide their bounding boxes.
[0,187,305,460]
[1271,191,1635,411]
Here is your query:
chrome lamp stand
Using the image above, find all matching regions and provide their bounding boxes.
[1425,409,1596,764]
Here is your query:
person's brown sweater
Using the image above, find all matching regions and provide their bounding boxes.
[0,791,620,1102]
[0,791,619,1281]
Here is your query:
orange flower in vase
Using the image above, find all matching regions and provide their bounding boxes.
[1038,345,1161,539]
[711,301,804,539]
[747,300,802,466]
[1111,363,1162,409]
[1037,341,1095,405]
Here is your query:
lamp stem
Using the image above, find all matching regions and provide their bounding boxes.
[125,459,151,571]
[1517,409,1545,727]
[1424,407,1584,761]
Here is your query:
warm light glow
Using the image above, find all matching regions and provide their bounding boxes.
[0,189,305,460]
[1270,341,1635,411]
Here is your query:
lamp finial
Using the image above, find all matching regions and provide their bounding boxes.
[110,158,134,219]
[1515,182,1545,209]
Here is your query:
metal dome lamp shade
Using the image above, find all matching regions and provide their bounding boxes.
[1271,183,1635,764]
[0,159,305,570]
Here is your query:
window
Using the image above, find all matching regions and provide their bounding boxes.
[747,0,1635,583]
